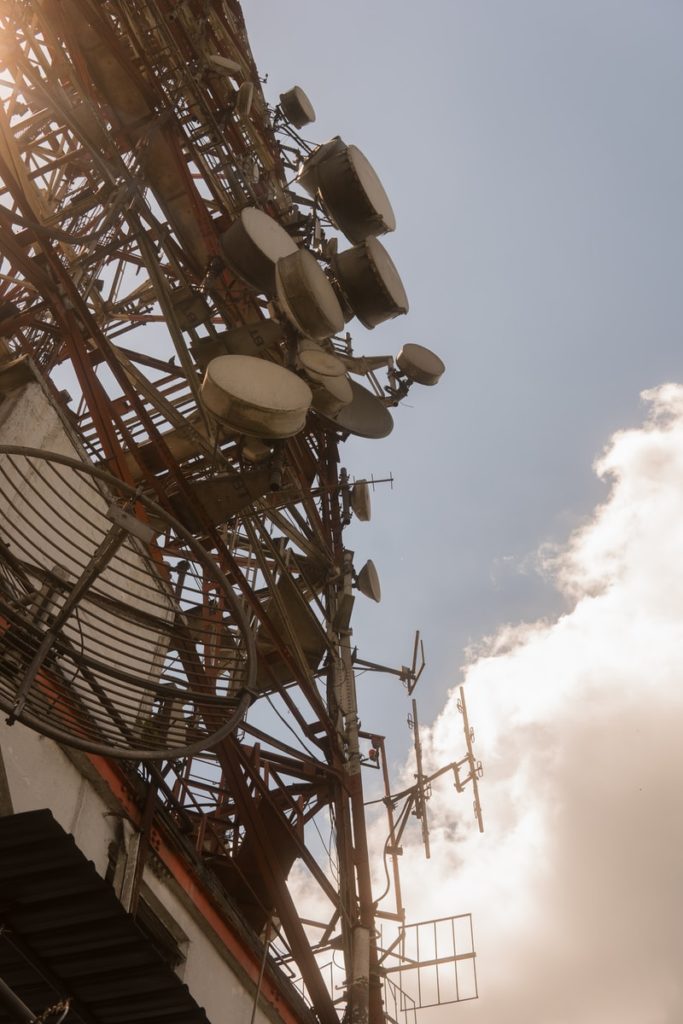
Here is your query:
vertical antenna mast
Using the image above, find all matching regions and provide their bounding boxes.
[408,697,431,859]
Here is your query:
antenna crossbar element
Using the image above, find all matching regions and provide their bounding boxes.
[457,686,485,833]
[409,698,431,859]
[353,629,425,693]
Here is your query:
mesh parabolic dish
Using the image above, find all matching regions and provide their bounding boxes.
[0,447,256,760]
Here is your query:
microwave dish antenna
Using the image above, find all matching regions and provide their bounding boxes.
[318,379,394,439]
[0,447,256,760]
[350,479,372,522]
[202,355,313,438]
[299,139,396,244]
[396,344,446,386]
[279,86,316,128]
[297,347,353,418]
[332,237,409,329]
[275,248,345,339]
[220,207,298,294]
[356,559,381,603]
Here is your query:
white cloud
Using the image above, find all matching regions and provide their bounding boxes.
[388,384,683,1024]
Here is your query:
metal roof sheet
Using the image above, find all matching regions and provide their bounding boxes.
[0,809,211,1024]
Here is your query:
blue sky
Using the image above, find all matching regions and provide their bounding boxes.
[244,4,683,1020]
[244,0,683,728]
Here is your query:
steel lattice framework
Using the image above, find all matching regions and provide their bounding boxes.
[0,4,481,1023]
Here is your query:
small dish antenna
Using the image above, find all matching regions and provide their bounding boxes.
[350,479,371,522]
[396,343,445,386]
[297,346,353,418]
[355,559,381,602]
[279,86,316,128]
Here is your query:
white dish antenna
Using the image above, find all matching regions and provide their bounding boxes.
[332,237,408,329]
[220,207,298,294]
[275,248,345,340]
[202,354,312,438]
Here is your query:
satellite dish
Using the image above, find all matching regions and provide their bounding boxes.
[301,141,396,244]
[396,343,445,386]
[332,237,409,329]
[351,480,372,522]
[202,354,312,438]
[0,446,256,760]
[275,249,345,340]
[356,560,381,602]
[279,86,316,128]
[220,207,298,294]
[298,346,353,417]
[318,379,394,439]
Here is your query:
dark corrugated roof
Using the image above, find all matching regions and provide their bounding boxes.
[0,810,211,1024]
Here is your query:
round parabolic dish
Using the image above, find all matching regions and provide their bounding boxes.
[275,249,345,340]
[348,147,395,231]
[396,343,446,386]
[202,355,312,438]
[279,86,316,128]
[298,137,347,197]
[0,446,256,761]
[298,348,353,416]
[320,379,394,439]
[220,207,298,294]
[333,237,409,330]
[316,144,396,244]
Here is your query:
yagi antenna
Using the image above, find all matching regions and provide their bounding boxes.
[456,686,485,833]
[352,628,425,694]
[407,697,431,858]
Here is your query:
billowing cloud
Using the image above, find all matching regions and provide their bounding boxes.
[388,384,683,1023]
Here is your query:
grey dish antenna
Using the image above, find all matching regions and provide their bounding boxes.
[356,559,381,603]
[275,248,345,340]
[299,138,396,244]
[351,480,372,522]
[332,237,409,329]
[220,207,298,294]
[396,344,445,386]
[319,380,394,439]
[279,86,316,128]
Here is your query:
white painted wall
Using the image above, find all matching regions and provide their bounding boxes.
[0,715,275,1024]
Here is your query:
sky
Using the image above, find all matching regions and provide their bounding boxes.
[242,3,683,1022]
